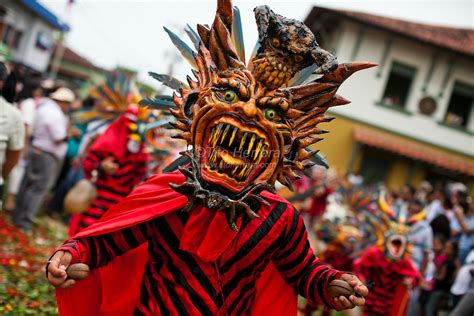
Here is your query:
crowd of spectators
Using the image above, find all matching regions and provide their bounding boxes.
[292,168,473,316]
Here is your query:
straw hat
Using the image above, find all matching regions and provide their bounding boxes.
[50,87,75,103]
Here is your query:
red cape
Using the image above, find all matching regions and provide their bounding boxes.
[56,171,297,315]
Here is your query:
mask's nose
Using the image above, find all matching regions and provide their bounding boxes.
[237,99,258,118]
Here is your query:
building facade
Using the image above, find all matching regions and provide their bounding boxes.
[0,0,69,72]
[305,7,474,191]
[48,44,107,92]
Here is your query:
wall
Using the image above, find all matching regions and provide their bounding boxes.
[3,0,56,72]
[315,113,473,192]
[328,21,473,158]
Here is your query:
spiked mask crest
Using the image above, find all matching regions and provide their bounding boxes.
[146,0,376,229]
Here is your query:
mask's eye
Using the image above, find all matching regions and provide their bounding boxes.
[263,108,280,122]
[222,90,239,103]
[271,37,281,48]
[293,54,304,63]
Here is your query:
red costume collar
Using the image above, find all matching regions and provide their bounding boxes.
[72,170,287,262]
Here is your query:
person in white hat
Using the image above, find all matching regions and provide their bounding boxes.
[13,86,76,230]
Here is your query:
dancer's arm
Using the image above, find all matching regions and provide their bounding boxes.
[272,207,367,310]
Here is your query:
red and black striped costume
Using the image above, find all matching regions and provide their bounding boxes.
[353,246,420,316]
[69,115,148,236]
[302,246,356,316]
[57,172,344,315]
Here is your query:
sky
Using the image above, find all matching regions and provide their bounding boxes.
[40,0,473,90]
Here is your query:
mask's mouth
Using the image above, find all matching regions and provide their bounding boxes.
[198,115,273,193]
[386,234,407,259]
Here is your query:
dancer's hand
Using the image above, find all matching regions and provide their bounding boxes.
[101,157,118,175]
[46,251,75,289]
[330,274,368,309]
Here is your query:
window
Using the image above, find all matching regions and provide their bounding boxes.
[0,21,4,41]
[1,24,11,44]
[358,147,390,184]
[444,81,473,129]
[381,61,417,109]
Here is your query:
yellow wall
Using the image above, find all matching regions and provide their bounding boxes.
[313,114,357,174]
[386,160,409,190]
[313,113,473,193]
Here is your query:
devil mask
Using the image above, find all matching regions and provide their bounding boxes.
[145,0,375,229]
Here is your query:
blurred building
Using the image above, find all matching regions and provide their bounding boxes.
[305,7,474,191]
[48,44,107,91]
[0,0,69,72]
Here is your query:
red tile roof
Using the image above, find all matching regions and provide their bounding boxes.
[305,7,474,58]
[353,127,474,176]
[53,44,106,73]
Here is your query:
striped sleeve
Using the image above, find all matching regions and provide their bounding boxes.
[82,149,104,179]
[57,222,149,269]
[271,207,343,310]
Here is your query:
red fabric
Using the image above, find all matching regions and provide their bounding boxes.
[390,283,410,316]
[180,206,241,262]
[56,170,298,315]
[252,263,297,315]
[322,248,354,271]
[69,114,148,236]
[306,187,334,217]
[353,247,420,316]
[88,114,143,160]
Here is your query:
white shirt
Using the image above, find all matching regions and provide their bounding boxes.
[0,96,25,185]
[409,220,433,270]
[19,97,42,127]
[32,98,68,159]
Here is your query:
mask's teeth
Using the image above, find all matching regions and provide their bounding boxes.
[219,160,224,170]
[248,134,256,154]
[210,148,217,164]
[209,127,216,145]
[277,63,283,70]
[221,124,230,144]
[232,165,239,176]
[229,127,238,146]
[256,145,266,164]
[214,123,224,146]
[239,132,248,151]
[254,139,263,161]
[238,165,247,179]
[245,165,252,177]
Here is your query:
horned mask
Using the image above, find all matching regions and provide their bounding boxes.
[145,0,375,229]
